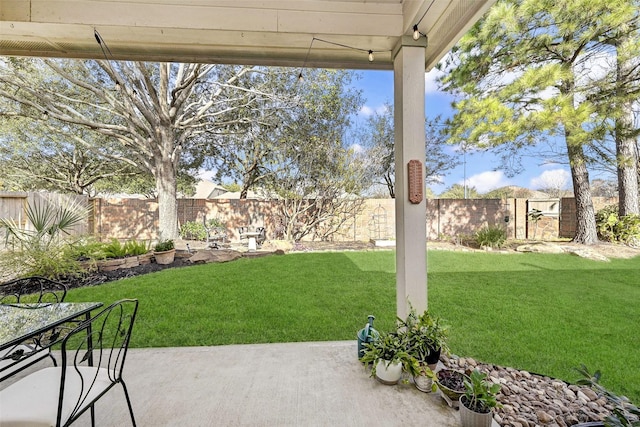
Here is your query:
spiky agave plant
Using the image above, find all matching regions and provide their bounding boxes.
[0,194,89,278]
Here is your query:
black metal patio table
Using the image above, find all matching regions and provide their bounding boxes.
[0,302,103,382]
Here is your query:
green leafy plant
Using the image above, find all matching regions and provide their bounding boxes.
[179,221,208,241]
[398,306,450,367]
[206,218,225,228]
[154,239,175,252]
[0,195,89,278]
[124,239,150,256]
[100,238,128,259]
[475,225,506,249]
[461,369,501,414]
[360,332,419,378]
[575,365,639,427]
[596,205,619,242]
[65,236,105,261]
[596,205,640,247]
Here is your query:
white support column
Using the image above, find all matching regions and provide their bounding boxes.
[393,36,427,320]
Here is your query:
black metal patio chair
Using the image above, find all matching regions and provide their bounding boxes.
[0,276,69,380]
[0,299,140,427]
[0,276,68,306]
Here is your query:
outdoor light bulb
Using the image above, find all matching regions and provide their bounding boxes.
[368,50,374,62]
[413,25,420,40]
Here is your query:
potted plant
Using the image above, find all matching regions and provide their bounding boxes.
[360,331,418,385]
[436,368,470,406]
[153,239,175,265]
[575,365,639,427]
[399,307,449,392]
[459,369,501,427]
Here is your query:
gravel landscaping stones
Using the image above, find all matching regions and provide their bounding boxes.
[441,354,612,426]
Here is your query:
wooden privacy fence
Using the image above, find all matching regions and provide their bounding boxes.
[0,192,619,245]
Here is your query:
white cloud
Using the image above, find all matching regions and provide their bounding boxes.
[425,67,445,94]
[198,169,216,181]
[358,104,388,117]
[457,170,510,193]
[349,143,365,154]
[359,105,375,116]
[529,169,571,190]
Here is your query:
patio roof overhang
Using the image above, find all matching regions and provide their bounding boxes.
[0,0,493,71]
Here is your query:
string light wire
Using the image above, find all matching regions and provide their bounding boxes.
[93,28,121,88]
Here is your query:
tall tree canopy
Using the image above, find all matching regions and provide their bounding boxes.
[440,0,639,244]
[265,69,366,241]
[357,106,459,198]
[0,58,284,239]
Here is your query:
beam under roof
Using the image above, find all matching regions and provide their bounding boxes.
[0,0,495,70]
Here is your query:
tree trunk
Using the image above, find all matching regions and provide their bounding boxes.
[560,74,598,245]
[154,130,179,241]
[566,129,598,244]
[616,40,639,216]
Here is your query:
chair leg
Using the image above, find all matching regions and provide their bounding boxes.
[120,380,137,427]
[48,352,58,367]
[90,404,96,427]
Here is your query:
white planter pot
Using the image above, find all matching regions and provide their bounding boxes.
[375,359,402,385]
[459,396,493,427]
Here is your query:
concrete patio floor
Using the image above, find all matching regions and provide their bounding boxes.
[4,341,480,426]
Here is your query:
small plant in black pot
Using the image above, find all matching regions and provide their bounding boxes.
[399,307,450,370]
[459,369,501,427]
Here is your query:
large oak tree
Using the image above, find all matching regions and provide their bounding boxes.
[0,58,282,239]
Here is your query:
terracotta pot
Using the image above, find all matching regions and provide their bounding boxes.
[154,249,176,265]
[375,359,402,385]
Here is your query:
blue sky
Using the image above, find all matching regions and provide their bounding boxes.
[348,69,578,195]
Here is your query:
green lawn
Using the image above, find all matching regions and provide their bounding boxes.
[64,250,640,402]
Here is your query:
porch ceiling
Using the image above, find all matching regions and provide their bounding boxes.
[0,0,494,70]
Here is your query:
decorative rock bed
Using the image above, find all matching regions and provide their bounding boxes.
[441,355,612,426]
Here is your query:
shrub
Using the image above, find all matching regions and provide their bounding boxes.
[206,218,225,228]
[596,205,620,242]
[124,239,150,256]
[0,195,88,279]
[97,238,151,259]
[596,205,640,247]
[475,225,506,249]
[100,238,128,259]
[179,221,207,241]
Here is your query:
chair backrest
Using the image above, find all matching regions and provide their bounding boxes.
[58,299,139,425]
[0,276,67,305]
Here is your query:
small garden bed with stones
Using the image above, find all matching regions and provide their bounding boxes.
[441,354,613,426]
